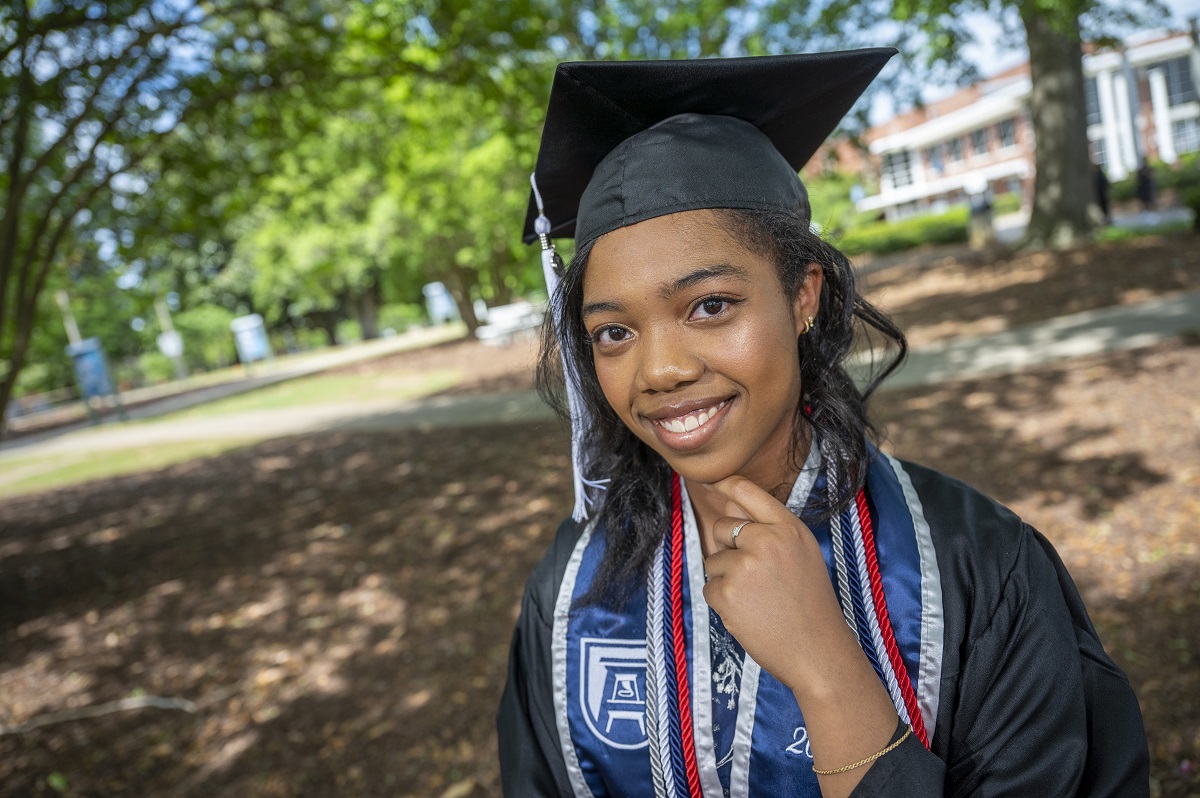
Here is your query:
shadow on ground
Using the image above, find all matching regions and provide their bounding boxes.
[863,234,1200,347]
[1,341,1197,796]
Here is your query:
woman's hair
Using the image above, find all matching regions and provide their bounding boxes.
[536,207,907,605]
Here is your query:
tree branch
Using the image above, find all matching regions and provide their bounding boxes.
[14,13,192,204]
[0,2,33,331]
[0,695,200,736]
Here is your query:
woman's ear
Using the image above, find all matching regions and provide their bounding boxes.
[793,262,824,336]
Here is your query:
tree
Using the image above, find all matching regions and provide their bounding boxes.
[815,0,1164,246]
[0,0,342,436]
[7,0,839,413]
[150,0,783,339]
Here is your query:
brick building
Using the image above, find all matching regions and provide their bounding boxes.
[856,31,1200,220]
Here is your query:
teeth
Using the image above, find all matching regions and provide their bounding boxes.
[658,400,726,434]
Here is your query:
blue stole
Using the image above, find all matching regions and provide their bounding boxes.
[551,445,944,798]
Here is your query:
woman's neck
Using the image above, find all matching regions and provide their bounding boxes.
[685,424,811,559]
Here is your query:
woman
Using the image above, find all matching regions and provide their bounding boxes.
[498,50,1148,797]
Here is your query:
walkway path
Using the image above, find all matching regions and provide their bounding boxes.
[0,325,464,455]
[850,291,1200,390]
[2,290,1197,464]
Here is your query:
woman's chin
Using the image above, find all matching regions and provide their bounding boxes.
[661,455,742,487]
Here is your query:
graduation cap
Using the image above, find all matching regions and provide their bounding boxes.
[524,47,897,247]
[525,49,897,522]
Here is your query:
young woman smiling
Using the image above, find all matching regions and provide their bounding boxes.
[498,51,1149,798]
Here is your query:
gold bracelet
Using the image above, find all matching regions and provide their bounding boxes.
[812,726,913,776]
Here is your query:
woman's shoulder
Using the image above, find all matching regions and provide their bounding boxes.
[885,456,1045,607]
[519,516,593,628]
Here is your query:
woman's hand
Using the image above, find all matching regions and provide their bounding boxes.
[699,476,900,798]
[699,475,857,697]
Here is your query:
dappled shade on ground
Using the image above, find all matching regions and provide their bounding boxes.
[1,421,573,797]
[2,234,1199,796]
[863,234,1200,347]
[2,339,1197,796]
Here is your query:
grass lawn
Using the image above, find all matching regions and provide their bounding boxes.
[151,369,463,421]
[0,369,464,497]
[0,438,259,498]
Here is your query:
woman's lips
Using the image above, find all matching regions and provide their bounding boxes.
[646,398,732,451]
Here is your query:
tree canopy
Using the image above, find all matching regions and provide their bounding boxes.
[0,0,345,422]
[0,0,1175,429]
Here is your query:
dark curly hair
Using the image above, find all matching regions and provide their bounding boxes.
[536,207,906,605]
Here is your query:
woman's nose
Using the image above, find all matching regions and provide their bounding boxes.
[636,327,703,393]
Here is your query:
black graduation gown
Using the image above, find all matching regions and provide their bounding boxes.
[496,459,1149,796]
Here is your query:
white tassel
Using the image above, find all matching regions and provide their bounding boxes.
[533,174,609,521]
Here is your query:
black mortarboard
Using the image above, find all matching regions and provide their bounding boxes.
[523,48,897,246]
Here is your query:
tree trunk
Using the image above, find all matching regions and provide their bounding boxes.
[310,311,339,347]
[1020,7,1094,247]
[0,340,27,442]
[489,257,513,305]
[0,281,37,443]
[443,260,480,335]
[357,279,381,340]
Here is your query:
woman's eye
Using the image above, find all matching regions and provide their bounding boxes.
[691,297,732,319]
[593,325,631,346]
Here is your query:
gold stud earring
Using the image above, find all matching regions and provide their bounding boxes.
[801,315,815,335]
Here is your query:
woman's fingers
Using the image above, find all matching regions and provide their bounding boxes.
[707,474,797,526]
[710,516,757,552]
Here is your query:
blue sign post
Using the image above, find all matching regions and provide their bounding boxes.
[231,314,272,372]
[66,337,126,424]
[422,282,460,325]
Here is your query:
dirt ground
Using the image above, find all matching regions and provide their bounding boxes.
[862,233,1200,348]
[1,235,1198,797]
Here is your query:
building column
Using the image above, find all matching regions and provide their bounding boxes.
[1096,69,1127,179]
[1112,71,1139,174]
[1191,20,1200,119]
[1148,68,1176,164]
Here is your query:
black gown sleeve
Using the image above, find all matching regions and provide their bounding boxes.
[1030,529,1150,796]
[853,512,1148,797]
[497,519,582,797]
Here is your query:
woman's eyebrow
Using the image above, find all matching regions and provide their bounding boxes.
[581,299,624,320]
[658,263,751,300]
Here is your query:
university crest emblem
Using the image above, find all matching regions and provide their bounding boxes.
[580,638,649,749]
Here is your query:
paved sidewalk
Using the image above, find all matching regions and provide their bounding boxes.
[851,291,1200,391]
[2,291,1196,463]
[1,324,464,455]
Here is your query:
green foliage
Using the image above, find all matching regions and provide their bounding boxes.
[1183,187,1200,232]
[1110,176,1136,203]
[10,265,154,397]
[814,0,1166,246]
[136,353,178,386]
[337,319,363,345]
[805,171,876,238]
[1110,158,1200,204]
[992,192,1023,215]
[3,0,875,406]
[1095,219,1191,242]
[379,303,427,333]
[837,207,970,255]
[1155,155,1200,191]
[173,306,239,372]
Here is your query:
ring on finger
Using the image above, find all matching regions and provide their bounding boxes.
[730,521,751,548]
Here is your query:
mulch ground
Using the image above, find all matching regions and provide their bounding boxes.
[861,233,1200,347]
[2,234,1198,797]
